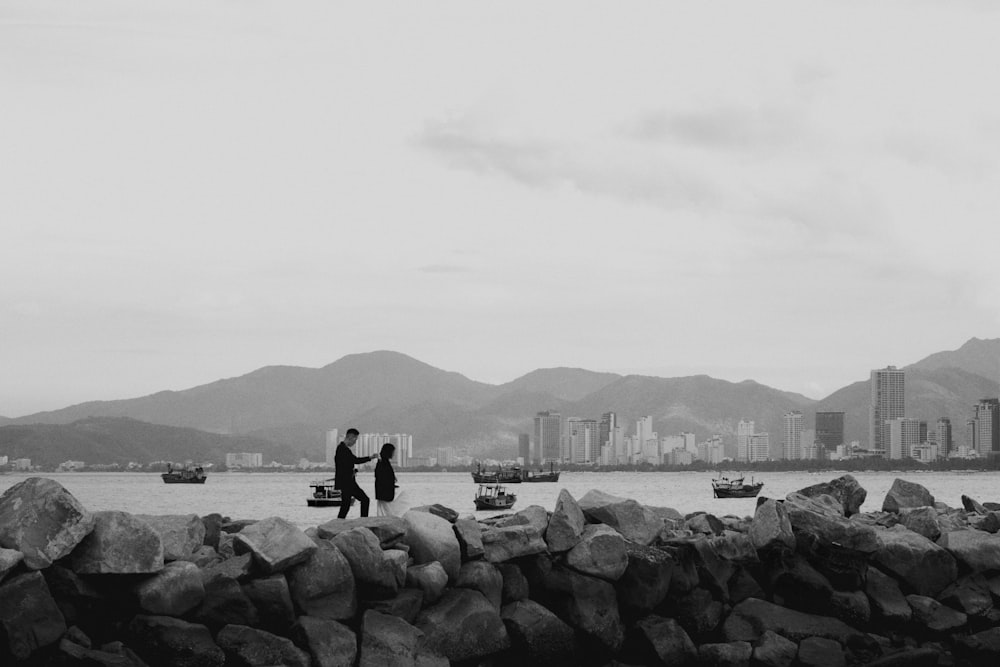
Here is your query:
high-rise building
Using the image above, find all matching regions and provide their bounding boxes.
[936,418,953,457]
[325,428,340,466]
[599,412,617,455]
[518,434,530,464]
[783,411,803,460]
[815,412,845,450]
[737,420,754,462]
[970,398,1000,458]
[534,411,562,463]
[635,416,657,462]
[749,433,769,462]
[567,418,600,464]
[888,418,921,460]
[870,366,905,455]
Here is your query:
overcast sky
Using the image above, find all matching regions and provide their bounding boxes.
[2,1,999,417]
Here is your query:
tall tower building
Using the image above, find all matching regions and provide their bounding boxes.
[737,420,754,462]
[783,411,803,460]
[567,418,600,464]
[815,412,845,450]
[869,366,905,455]
[936,418,953,457]
[325,429,340,466]
[534,411,562,463]
[888,418,921,460]
[970,398,1000,458]
[749,433,769,462]
[599,412,617,454]
[518,434,530,464]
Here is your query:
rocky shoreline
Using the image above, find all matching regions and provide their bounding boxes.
[3,475,1000,666]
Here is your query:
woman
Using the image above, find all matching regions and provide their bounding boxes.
[374,443,398,517]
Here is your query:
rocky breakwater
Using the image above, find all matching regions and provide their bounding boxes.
[4,477,1000,666]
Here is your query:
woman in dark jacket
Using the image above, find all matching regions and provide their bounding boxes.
[374,443,398,516]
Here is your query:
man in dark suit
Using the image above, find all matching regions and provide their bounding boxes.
[335,428,373,519]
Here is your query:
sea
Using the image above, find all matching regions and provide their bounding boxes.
[3,470,1000,532]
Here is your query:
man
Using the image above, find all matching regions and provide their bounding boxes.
[335,428,373,519]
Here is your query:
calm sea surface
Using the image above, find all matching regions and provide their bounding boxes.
[3,470,1000,531]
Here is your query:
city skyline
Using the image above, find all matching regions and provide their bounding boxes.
[3,2,999,418]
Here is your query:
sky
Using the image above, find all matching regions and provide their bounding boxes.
[2,0,999,417]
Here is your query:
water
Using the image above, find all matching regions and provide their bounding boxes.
[3,470,1000,531]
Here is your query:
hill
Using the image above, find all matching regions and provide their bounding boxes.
[908,337,1000,382]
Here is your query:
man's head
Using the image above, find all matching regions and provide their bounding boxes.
[345,428,359,446]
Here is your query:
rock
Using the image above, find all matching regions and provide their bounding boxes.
[316,516,408,549]
[882,478,935,513]
[938,573,993,617]
[905,594,967,633]
[215,623,310,667]
[406,561,449,606]
[864,648,941,667]
[0,477,95,570]
[722,598,864,645]
[201,552,252,582]
[496,562,529,604]
[962,494,988,514]
[0,571,67,661]
[939,529,1000,572]
[752,629,797,667]
[0,547,23,581]
[188,545,220,568]
[728,566,765,605]
[968,511,1000,534]
[634,615,697,666]
[330,527,399,599]
[578,490,658,545]
[685,536,737,602]
[708,531,758,564]
[829,589,870,627]
[566,523,628,581]
[134,561,205,616]
[71,511,164,574]
[796,474,867,516]
[954,626,1000,666]
[357,609,428,667]
[783,493,878,553]
[496,505,549,538]
[362,588,425,625]
[403,510,461,582]
[761,548,833,615]
[383,548,408,589]
[233,517,317,575]
[538,565,624,653]
[241,574,296,635]
[291,616,356,667]
[865,566,912,626]
[872,525,957,597]
[453,517,484,561]
[57,636,140,666]
[794,530,869,590]
[898,506,941,541]
[135,514,206,562]
[128,615,224,667]
[501,599,577,666]
[749,499,795,551]
[481,524,547,563]
[663,586,723,638]
[201,513,223,550]
[415,588,511,663]
[797,636,845,667]
[455,560,503,609]
[410,504,459,523]
[189,570,259,629]
[546,489,586,552]
[615,541,674,614]
[685,512,724,536]
[285,539,356,621]
[698,641,753,667]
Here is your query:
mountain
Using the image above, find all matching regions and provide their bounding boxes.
[497,368,621,401]
[0,417,291,467]
[908,337,1000,382]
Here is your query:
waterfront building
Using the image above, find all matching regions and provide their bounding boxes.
[660,435,685,456]
[518,434,530,464]
[534,411,562,463]
[783,411,803,460]
[226,452,263,469]
[887,418,921,460]
[567,418,600,464]
[936,418,953,456]
[737,420,754,462]
[869,366,905,455]
[325,429,340,467]
[970,398,1000,458]
[599,412,616,460]
[912,442,940,463]
[748,433,769,462]
[815,412,845,449]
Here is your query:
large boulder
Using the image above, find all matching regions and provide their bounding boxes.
[722,598,865,645]
[453,517,485,561]
[362,588,425,625]
[749,499,795,551]
[357,609,429,667]
[538,565,624,653]
[403,510,461,582]
[415,588,511,663]
[545,489,586,552]
[316,516,407,549]
[455,560,504,610]
[578,490,659,545]
[954,627,1000,667]
[481,524,547,563]
[865,566,912,626]
[496,505,549,538]
[565,523,627,581]
[501,599,576,666]
[0,477,95,570]
[215,623,310,667]
[634,615,697,666]
[128,615,225,667]
[783,493,878,553]
[135,514,206,562]
[134,561,205,616]
[291,616,356,667]
[330,527,399,599]
[285,540,356,620]
[872,525,958,597]
[496,562,530,604]
[899,506,941,541]
[615,541,674,614]
[0,547,23,581]
[699,641,753,667]
[233,517,316,574]
[190,570,260,629]
[405,561,449,606]
[938,573,993,617]
[241,574,296,635]
[905,594,967,633]
[796,475,867,516]
[0,571,67,661]
[71,510,164,574]
[752,629,797,667]
[938,529,1000,572]
[882,478,935,513]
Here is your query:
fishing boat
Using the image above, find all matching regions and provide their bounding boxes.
[471,462,523,484]
[474,484,517,511]
[523,462,561,482]
[307,479,345,507]
[711,473,763,498]
[161,463,207,484]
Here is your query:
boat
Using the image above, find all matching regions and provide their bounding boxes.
[307,479,345,507]
[711,473,763,498]
[523,462,561,483]
[471,462,523,484]
[161,463,207,484]
[474,484,517,511]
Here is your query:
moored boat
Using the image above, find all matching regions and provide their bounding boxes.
[307,479,345,507]
[161,464,207,484]
[711,473,763,498]
[474,484,517,511]
[471,462,523,484]
[523,462,561,482]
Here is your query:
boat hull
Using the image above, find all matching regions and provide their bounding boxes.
[474,497,516,511]
[525,472,560,482]
[712,484,763,499]
[306,498,344,507]
[161,474,207,484]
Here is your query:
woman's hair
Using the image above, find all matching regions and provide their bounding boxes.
[380,443,396,460]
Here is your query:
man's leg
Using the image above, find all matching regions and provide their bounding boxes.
[337,487,353,519]
[355,487,371,517]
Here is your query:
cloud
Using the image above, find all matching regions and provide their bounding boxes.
[625,104,808,151]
